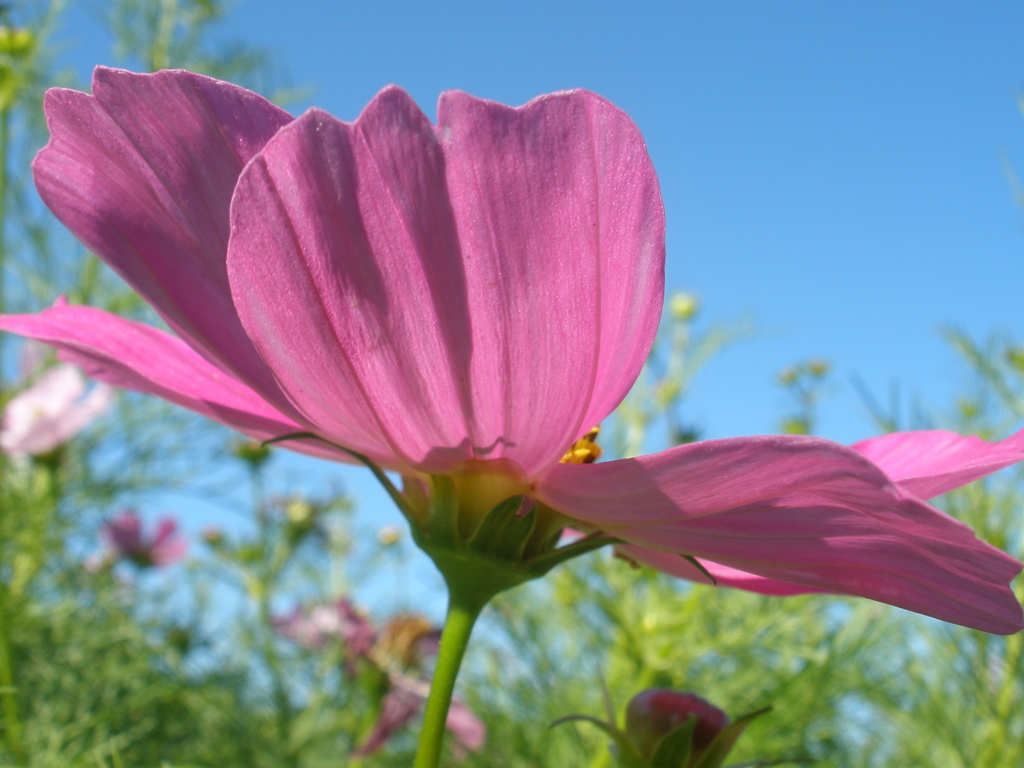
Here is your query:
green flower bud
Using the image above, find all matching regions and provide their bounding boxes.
[232,439,272,468]
[201,526,225,547]
[0,26,35,58]
[286,498,316,526]
[377,524,402,546]
[806,358,831,377]
[777,366,799,387]
[669,293,699,321]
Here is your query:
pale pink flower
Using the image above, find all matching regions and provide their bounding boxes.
[272,598,376,654]
[102,510,188,567]
[275,600,485,756]
[1,363,113,456]
[0,67,1021,632]
[353,679,485,758]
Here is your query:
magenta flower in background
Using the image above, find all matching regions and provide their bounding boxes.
[272,598,376,655]
[274,600,485,757]
[353,680,485,759]
[1,362,113,456]
[1,67,1022,632]
[102,510,188,568]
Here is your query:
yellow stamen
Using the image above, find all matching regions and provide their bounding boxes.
[560,426,602,464]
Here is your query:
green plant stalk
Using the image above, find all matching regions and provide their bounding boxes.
[243,461,297,767]
[0,96,20,764]
[351,664,389,756]
[0,587,25,766]
[150,0,178,71]
[258,588,296,761]
[587,665,658,768]
[991,630,1023,759]
[253,491,297,767]
[413,582,486,768]
[0,102,10,389]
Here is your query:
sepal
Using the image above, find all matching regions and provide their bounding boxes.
[650,717,697,768]
[549,715,646,768]
[692,707,770,768]
[266,432,619,608]
[426,475,460,546]
[467,495,535,561]
[556,689,781,768]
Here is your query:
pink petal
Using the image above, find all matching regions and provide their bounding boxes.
[28,362,84,404]
[272,607,327,650]
[104,510,143,553]
[536,435,1024,633]
[446,700,487,752]
[851,429,1024,500]
[150,517,188,566]
[616,545,822,597]
[333,599,377,657]
[228,86,664,475]
[49,380,115,449]
[0,363,111,455]
[0,302,375,465]
[33,67,294,408]
[151,517,178,546]
[1,364,84,454]
[150,517,187,564]
[352,686,422,756]
[227,93,470,471]
[439,89,665,476]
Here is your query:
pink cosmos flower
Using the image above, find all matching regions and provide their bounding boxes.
[274,600,484,757]
[1,362,113,456]
[353,679,485,758]
[1,67,1022,632]
[272,598,377,655]
[102,510,188,567]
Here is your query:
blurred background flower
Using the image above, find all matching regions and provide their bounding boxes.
[100,510,188,568]
[0,363,112,456]
[275,598,485,758]
[272,598,376,655]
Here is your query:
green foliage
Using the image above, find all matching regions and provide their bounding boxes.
[610,291,754,457]
[841,328,1024,768]
[466,557,885,768]
[105,0,303,103]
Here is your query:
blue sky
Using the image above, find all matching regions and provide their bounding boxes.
[54,1,1024,441]
[47,1,1024,610]
[247,1,1024,443]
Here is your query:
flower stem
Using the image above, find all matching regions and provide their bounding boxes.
[413,584,486,768]
[0,586,26,766]
[0,102,10,389]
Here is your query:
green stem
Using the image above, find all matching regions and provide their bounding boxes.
[587,666,657,768]
[991,630,1022,759]
[261,611,297,765]
[413,584,486,768]
[0,587,25,766]
[0,102,10,389]
[150,0,178,71]
[249,464,297,768]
